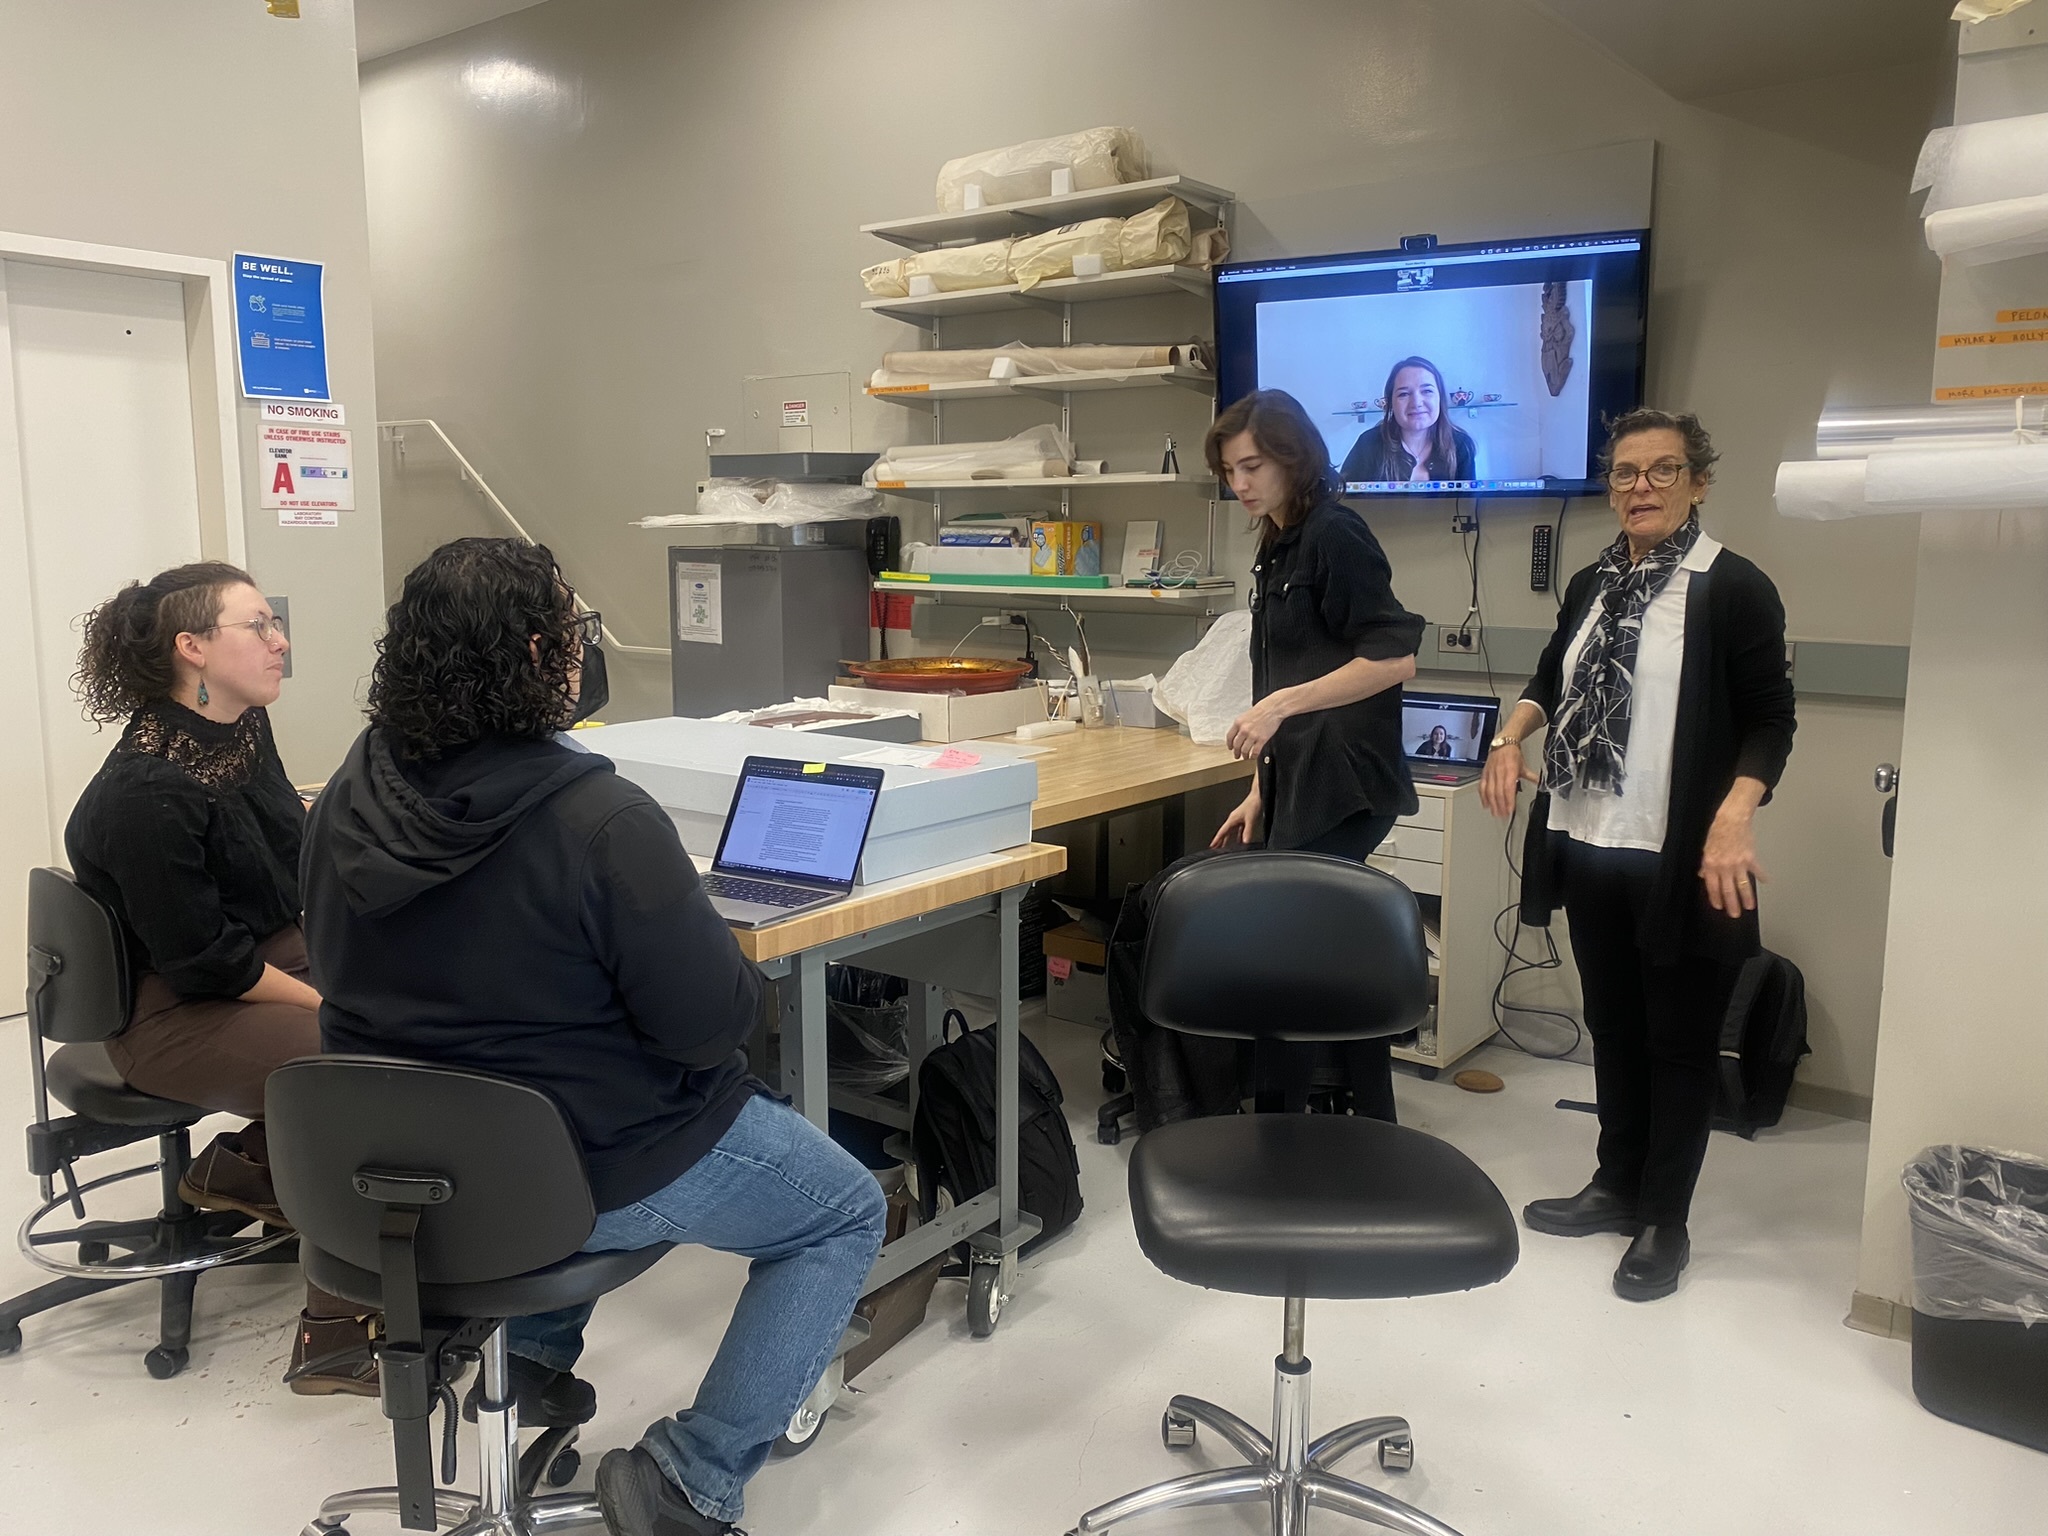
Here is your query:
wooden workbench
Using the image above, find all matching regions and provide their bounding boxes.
[988,725,1253,830]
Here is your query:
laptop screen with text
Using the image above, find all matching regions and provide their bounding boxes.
[713,761,881,886]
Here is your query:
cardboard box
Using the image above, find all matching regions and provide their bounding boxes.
[1046,958,1111,1030]
[578,717,1037,883]
[1042,921,1108,968]
[829,682,1047,743]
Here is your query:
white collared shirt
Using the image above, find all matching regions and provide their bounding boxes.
[1544,534,1723,853]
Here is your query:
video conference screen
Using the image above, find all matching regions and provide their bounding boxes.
[1214,230,1650,498]
[1402,696,1497,766]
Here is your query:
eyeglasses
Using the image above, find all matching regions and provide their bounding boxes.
[568,611,603,646]
[204,616,288,642]
[1606,460,1689,492]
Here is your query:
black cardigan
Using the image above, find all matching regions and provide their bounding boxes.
[1519,547,1796,965]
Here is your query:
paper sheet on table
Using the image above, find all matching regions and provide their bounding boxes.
[845,745,944,768]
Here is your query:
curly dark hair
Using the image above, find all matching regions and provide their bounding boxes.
[1600,408,1720,483]
[368,538,581,760]
[1204,388,1336,529]
[74,562,256,726]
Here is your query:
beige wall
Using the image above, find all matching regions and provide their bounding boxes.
[1855,18,2048,1314]
[0,0,385,781]
[360,0,1943,1100]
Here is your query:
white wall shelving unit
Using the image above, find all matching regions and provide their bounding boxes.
[859,174,1236,618]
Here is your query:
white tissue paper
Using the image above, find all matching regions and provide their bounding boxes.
[1913,113,2048,214]
[636,480,878,528]
[1774,460,1893,521]
[1925,192,2048,266]
[1152,611,1253,745]
[1865,441,2048,508]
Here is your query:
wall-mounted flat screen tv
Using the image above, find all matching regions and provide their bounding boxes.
[1214,229,1650,499]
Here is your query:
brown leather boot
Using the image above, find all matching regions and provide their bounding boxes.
[178,1125,287,1227]
[284,1285,380,1398]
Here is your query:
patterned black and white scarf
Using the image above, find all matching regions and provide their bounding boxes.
[1543,514,1701,798]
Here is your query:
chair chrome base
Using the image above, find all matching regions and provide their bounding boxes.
[301,1329,608,1536]
[1071,1302,1467,1536]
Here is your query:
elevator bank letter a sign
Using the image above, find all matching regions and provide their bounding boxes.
[232,253,330,400]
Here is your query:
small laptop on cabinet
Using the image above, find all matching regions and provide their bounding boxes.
[1401,691,1501,786]
[701,756,886,929]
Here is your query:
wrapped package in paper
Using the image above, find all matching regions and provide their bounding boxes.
[1189,224,1232,268]
[867,425,1077,485]
[1010,217,1127,291]
[869,341,1208,390]
[934,127,1149,214]
[862,258,910,298]
[1925,191,2048,266]
[1913,112,2048,215]
[1117,197,1193,268]
[903,237,1016,293]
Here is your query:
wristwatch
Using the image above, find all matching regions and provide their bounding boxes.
[1489,732,1519,752]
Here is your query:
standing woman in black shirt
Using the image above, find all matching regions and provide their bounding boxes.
[67,564,370,1393]
[1206,389,1426,1119]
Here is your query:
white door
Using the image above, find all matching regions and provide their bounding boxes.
[0,259,205,1001]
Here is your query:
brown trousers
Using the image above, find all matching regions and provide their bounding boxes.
[105,925,320,1119]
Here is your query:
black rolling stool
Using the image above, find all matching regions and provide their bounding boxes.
[1070,852,1519,1536]
[267,1055,676,1536]
[0,867,295,1377]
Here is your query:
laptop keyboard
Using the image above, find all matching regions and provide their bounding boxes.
[703,874,823,909]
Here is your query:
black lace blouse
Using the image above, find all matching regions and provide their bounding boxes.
[65,700,305,1000]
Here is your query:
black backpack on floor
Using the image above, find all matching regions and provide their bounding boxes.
[1712,950,1810,1139]
[912,1010,1082,1253]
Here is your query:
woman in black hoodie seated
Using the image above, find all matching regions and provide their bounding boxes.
[300,538,886,1536]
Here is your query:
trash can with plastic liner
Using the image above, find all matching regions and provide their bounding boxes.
[1904,1144,2048,1452]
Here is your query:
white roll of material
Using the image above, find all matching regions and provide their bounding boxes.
[1913,113,2048,214]
[1865,441,2048,508]
[1924,192,2048,266]
[1774,460,1887,521]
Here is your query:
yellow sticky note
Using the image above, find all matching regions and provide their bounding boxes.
[803,763,826,774]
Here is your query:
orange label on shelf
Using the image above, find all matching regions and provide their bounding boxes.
[1933,381,2048,401]
[1998,308,2048,323]
[1938,328,2048,348]
[875,479,909,488]
[867,384,931,395]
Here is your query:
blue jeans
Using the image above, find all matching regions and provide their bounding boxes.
[505,1095,887,1523]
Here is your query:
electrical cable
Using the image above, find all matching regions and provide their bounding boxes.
[1552,495,1569,608]
[1488,791,1584,1058]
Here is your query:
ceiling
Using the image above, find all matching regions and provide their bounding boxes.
[354,0,552,64]
[1526,0,1957,100]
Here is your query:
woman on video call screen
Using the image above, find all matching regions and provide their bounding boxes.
[1339,355,1478,485]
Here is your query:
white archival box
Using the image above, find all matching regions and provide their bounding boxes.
[573,718,1037,884]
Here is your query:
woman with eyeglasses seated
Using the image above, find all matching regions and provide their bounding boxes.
[65,564,370,1391]
[1479,410,1796,1302]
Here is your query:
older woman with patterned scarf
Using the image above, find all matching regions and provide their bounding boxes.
[1479,410,1796,1302]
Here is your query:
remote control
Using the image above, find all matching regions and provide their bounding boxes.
[1530,524,1553,592]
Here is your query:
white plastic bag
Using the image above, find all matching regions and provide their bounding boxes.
[1152,611,1253,745]
[935,127,1149,214]
[635,480,878,528]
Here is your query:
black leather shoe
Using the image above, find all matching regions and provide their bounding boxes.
[1522,1182,1642,1237]
[1613,1224,1691,1302]
[596,1447,731,1536]
[463,1353,597,1428]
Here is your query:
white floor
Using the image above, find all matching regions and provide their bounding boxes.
[3,1012,2045,1536]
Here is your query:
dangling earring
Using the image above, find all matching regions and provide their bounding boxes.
[196,675,209,707]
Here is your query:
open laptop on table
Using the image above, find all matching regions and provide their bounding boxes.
[701,756,886,929]
[1401,690,1501,787]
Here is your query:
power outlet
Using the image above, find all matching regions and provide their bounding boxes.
[1450,508,1478,534]
[1438,626,1479,655]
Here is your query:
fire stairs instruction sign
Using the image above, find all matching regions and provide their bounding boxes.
[260,423,353,526]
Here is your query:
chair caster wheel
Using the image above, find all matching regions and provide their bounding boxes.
[772,1401,827,1457]
[1097,1121,1122,1147]
[144,1345,187,1379]
[76,1240,111,1266]
[545,1447,581,1486]
[1379,1434,1414,1473]
[1161,1409,1197,1449]
[0,1323,21,1356]
[968,1263,1005,1337]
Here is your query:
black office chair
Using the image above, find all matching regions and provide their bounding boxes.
[1,867,294,1377]
[1069,852,1519,1536]
[267,1055,676,1536]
